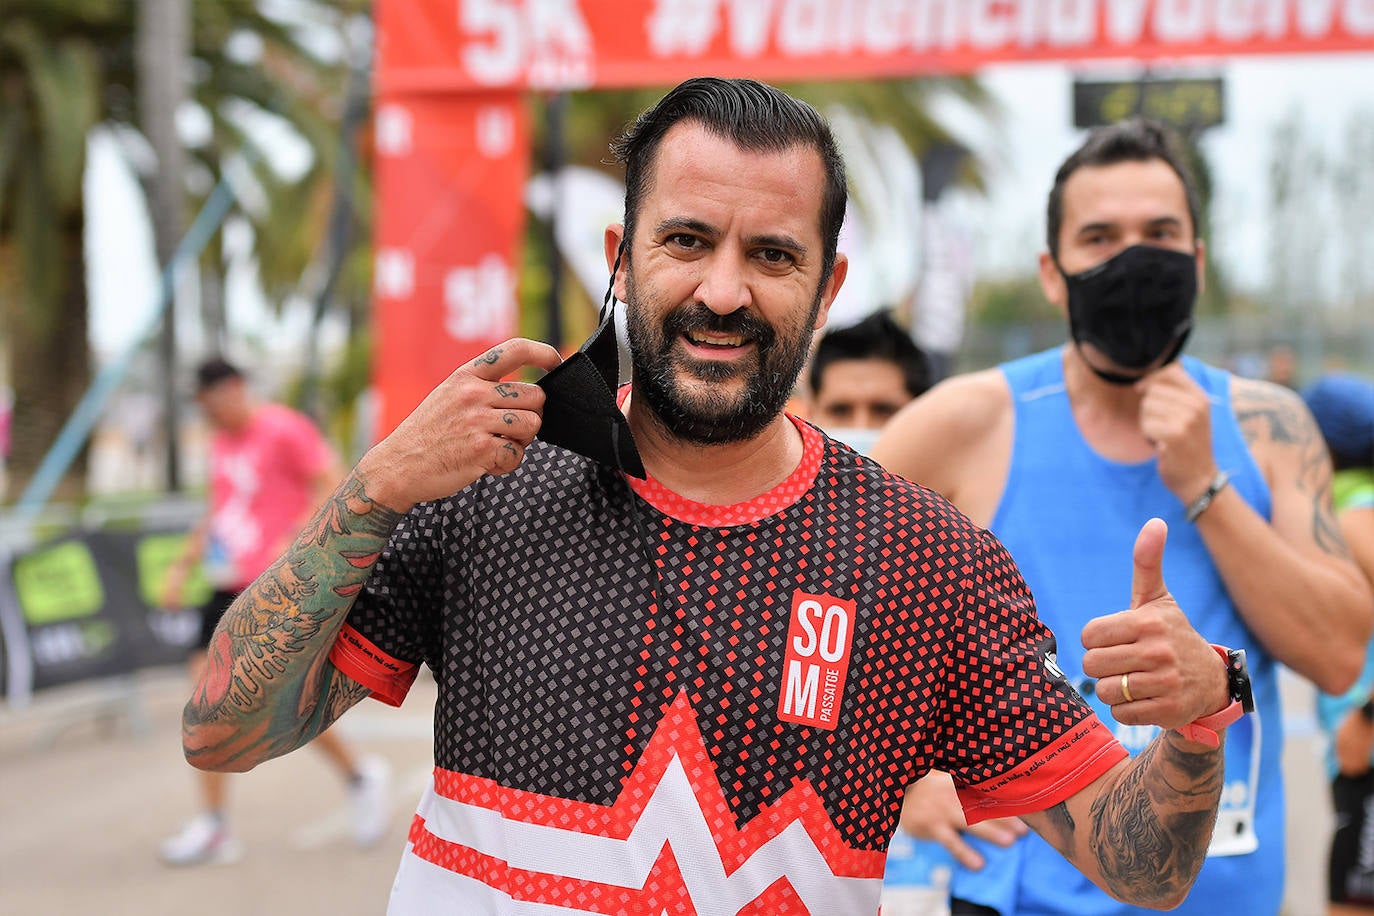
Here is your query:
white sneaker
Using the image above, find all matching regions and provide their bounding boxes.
[159,814,243,866]
[351,755,391,848]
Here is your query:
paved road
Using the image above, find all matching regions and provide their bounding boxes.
[0,667,437,915]
[0,665,1335,915]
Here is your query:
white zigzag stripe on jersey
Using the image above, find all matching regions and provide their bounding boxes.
[401,755,881,914]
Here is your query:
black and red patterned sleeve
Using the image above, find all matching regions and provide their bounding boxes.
[328,497,451,706]
[934,528,1126,824]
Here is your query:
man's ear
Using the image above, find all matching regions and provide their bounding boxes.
[813,253,849,331]
[1038,251,1068,318]
[604,224,627,303]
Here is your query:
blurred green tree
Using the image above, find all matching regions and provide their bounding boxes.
[0,0,369,499]
[0,0,117,497]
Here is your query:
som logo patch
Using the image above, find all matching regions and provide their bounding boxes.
[778,592,856,730]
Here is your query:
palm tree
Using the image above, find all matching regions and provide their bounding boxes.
[0,0,368,499]
[182,0,373,436]
[0,0,121,498]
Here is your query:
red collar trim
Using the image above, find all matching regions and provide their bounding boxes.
[617,387,823,526]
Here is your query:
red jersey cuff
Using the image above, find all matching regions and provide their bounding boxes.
[329,623,419,707]
[957,714,1128,825]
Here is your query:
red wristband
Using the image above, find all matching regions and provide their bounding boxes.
[1174,699,1243,749]
[1173,645,1244,749]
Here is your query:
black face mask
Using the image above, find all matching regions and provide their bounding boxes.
[535,246,646,478]
[1063,244,1197,385]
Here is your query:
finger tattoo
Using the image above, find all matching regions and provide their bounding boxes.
[474,347,503,366]
[502,412,516,426]
[494,382,520,399]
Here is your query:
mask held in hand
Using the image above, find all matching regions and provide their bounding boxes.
[535,249,646,479]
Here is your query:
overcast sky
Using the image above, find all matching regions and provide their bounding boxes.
[939,51,1374,293]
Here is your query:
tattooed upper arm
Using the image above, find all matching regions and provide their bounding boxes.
[318,664,373,730]
[1024,800,1077,858]
[1232,377,1347,557]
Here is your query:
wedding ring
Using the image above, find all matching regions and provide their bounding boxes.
[1121,672,1135,704]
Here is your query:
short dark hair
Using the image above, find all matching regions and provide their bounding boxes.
[611,77,847,283]
[196,357,243,392]
[1046,117,1201,259]
[808,309,929,399]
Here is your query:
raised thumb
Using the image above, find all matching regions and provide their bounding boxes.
[1130,517,1170,609]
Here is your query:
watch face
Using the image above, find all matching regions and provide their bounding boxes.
[1228,648,1255,714]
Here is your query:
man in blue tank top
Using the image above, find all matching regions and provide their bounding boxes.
[873,118,1373,915]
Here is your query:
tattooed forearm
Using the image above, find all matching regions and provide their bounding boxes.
[1038,802,1077,858]
[182,469,403,770]
[1088,735,1223,906]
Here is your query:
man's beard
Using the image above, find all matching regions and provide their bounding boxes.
[625,270,822,446]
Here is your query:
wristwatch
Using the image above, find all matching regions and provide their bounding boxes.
[1174,644,1253,748]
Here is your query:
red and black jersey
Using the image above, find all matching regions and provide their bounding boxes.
[331,417,1125,914]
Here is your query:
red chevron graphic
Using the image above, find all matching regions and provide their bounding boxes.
[408,828,700,915]
[413,691,885,909]
[738,876,809,913]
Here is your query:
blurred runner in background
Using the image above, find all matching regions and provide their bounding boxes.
[158,358,390,866]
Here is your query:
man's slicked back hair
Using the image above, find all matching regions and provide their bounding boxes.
[1046,117,1201,260]
[611,77,847,283]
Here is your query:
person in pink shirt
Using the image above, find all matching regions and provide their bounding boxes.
[158,358,391,866]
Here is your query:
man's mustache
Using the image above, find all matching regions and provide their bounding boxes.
[661,305,776,350]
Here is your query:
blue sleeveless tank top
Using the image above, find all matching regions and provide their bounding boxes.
[950,348,1283,915]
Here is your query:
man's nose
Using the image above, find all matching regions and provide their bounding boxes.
[693,251,752,315]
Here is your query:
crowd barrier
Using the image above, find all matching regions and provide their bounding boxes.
[0,528,205,705]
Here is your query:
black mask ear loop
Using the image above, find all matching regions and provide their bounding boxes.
[601,241,631,421]
[603,240,663,616]
[602,241,623,324]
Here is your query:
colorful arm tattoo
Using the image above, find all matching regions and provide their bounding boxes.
[182,471,403,770]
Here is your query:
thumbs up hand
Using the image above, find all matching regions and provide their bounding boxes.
[1080,518,1231,730]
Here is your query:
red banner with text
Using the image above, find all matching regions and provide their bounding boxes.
[370,90,530,438]
[378,0,1374,93]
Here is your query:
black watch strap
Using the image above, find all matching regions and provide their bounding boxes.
[1222,646,1255,714]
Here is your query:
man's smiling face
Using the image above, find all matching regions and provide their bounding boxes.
[612,120,844,445]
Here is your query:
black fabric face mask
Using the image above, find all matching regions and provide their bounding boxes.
[1063,244,1197,385]
[535,247,646,478]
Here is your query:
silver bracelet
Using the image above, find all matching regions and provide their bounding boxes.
[1185,470,1231,522]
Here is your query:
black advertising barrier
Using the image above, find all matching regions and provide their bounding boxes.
[0,529,209,703]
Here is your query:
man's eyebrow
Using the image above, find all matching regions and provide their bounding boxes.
[654,220,808,257]
[1076,216,1185,236]
[1075,221,1115,237]
[655,217,718,238]
[745,232,808,255]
